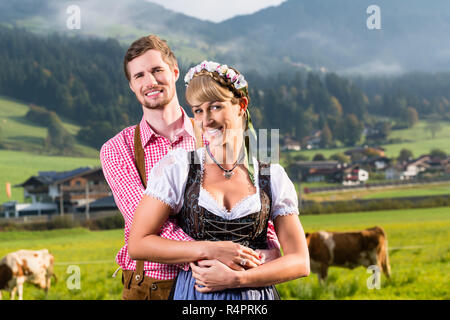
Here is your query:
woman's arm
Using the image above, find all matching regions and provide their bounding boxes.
[128,194,262,270]
[191,214,310,292]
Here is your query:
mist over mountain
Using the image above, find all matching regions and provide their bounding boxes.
[1,0,449,75]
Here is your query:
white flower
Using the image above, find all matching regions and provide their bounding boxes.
[226,69,236,80]
[195,64,202,73]
[207,62,220,72]
[219,65,228,74]
[234,75,247,89]
[184,68,195,84]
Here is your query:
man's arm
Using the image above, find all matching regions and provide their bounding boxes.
[129,194,262,270]
[100,142,194,243]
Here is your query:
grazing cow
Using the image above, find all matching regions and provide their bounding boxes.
[0,249,57,300]
[305,226,391,283]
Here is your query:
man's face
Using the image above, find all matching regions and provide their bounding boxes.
[127,49,179,110]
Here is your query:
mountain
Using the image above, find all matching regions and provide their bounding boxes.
[218,0,450,75]
[1,0,450,75]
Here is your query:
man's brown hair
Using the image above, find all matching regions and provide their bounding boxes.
[123,35,178,81]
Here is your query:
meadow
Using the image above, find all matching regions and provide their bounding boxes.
[0,206,448,300]
[301,181,450,202]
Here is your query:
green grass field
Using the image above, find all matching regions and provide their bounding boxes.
[0,206,448,300]
[302,181,450,202]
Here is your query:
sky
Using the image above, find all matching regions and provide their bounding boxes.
[146,0,286,23]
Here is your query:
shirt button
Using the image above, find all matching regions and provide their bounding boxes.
[135,274,141,281]
[151,283,158,290]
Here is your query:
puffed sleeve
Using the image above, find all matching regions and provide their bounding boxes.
[143,148,190,214]
[270,163,300,220]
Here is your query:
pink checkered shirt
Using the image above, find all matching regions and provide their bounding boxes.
[100,107,279,280]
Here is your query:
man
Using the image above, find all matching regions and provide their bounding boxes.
[100,35,280,300]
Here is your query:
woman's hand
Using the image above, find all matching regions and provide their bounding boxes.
[206,241,262,271]
[190,260,241,293]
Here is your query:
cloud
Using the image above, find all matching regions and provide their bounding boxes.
[340,60,404,76]
[146,0,286,22]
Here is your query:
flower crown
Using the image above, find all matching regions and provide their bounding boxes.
[184,60,248,90]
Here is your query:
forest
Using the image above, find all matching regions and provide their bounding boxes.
[1,26,450,151]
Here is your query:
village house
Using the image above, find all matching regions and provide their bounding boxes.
[337,166,369,185]
[385,155,431,180]
[281,136,301,151]
[3,167,115,218]
[289,160,369,185]
[301,130,322,150]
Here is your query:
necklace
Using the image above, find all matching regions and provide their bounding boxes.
[205,144,244,179]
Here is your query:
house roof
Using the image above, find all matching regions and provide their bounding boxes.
[75,195,117,210]
[294,161,340,169]
[15,167,100,187]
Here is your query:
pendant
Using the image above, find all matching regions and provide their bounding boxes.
[224,171,234,179]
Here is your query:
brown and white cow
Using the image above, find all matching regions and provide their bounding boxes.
[305,226,391,283]
[0,249,57,300]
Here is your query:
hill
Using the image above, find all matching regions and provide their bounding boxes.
[1,0,450,75]
[0,96,99,157]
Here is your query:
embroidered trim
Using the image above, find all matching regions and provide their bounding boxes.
[144,189,177,211]
[272,207,300,220]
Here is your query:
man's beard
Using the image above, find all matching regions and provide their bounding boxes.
[141,90,173,110]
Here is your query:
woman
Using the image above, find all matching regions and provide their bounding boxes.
[129,61,310,299]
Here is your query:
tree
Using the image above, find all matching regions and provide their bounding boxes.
[329,153,350,164]
[379,121,392,140]
[406,107,419,128]
[45,113,75,154]
[424,118,442,138]
[329,96,343,117]
[398,148,413,162]
[313,153,326,161]
[430,148,447,159]
[342,114,364,146]
[320,124,333,148]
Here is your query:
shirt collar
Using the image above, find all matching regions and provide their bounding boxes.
[139,106,196,147]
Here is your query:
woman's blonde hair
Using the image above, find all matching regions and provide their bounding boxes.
[185,69,250,108]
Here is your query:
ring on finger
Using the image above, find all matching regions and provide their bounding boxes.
[240,258,247,266]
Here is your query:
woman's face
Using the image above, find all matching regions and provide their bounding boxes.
[191,99,245,147]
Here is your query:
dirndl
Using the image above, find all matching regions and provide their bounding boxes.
[172,269,279,300]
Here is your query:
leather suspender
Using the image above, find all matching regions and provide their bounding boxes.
[133,119,203,276]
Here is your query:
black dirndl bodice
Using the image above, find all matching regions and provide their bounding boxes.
[177,151,272,250]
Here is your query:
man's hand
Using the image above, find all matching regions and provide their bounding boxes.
[190,260,240,293]
[207,241,262,271]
